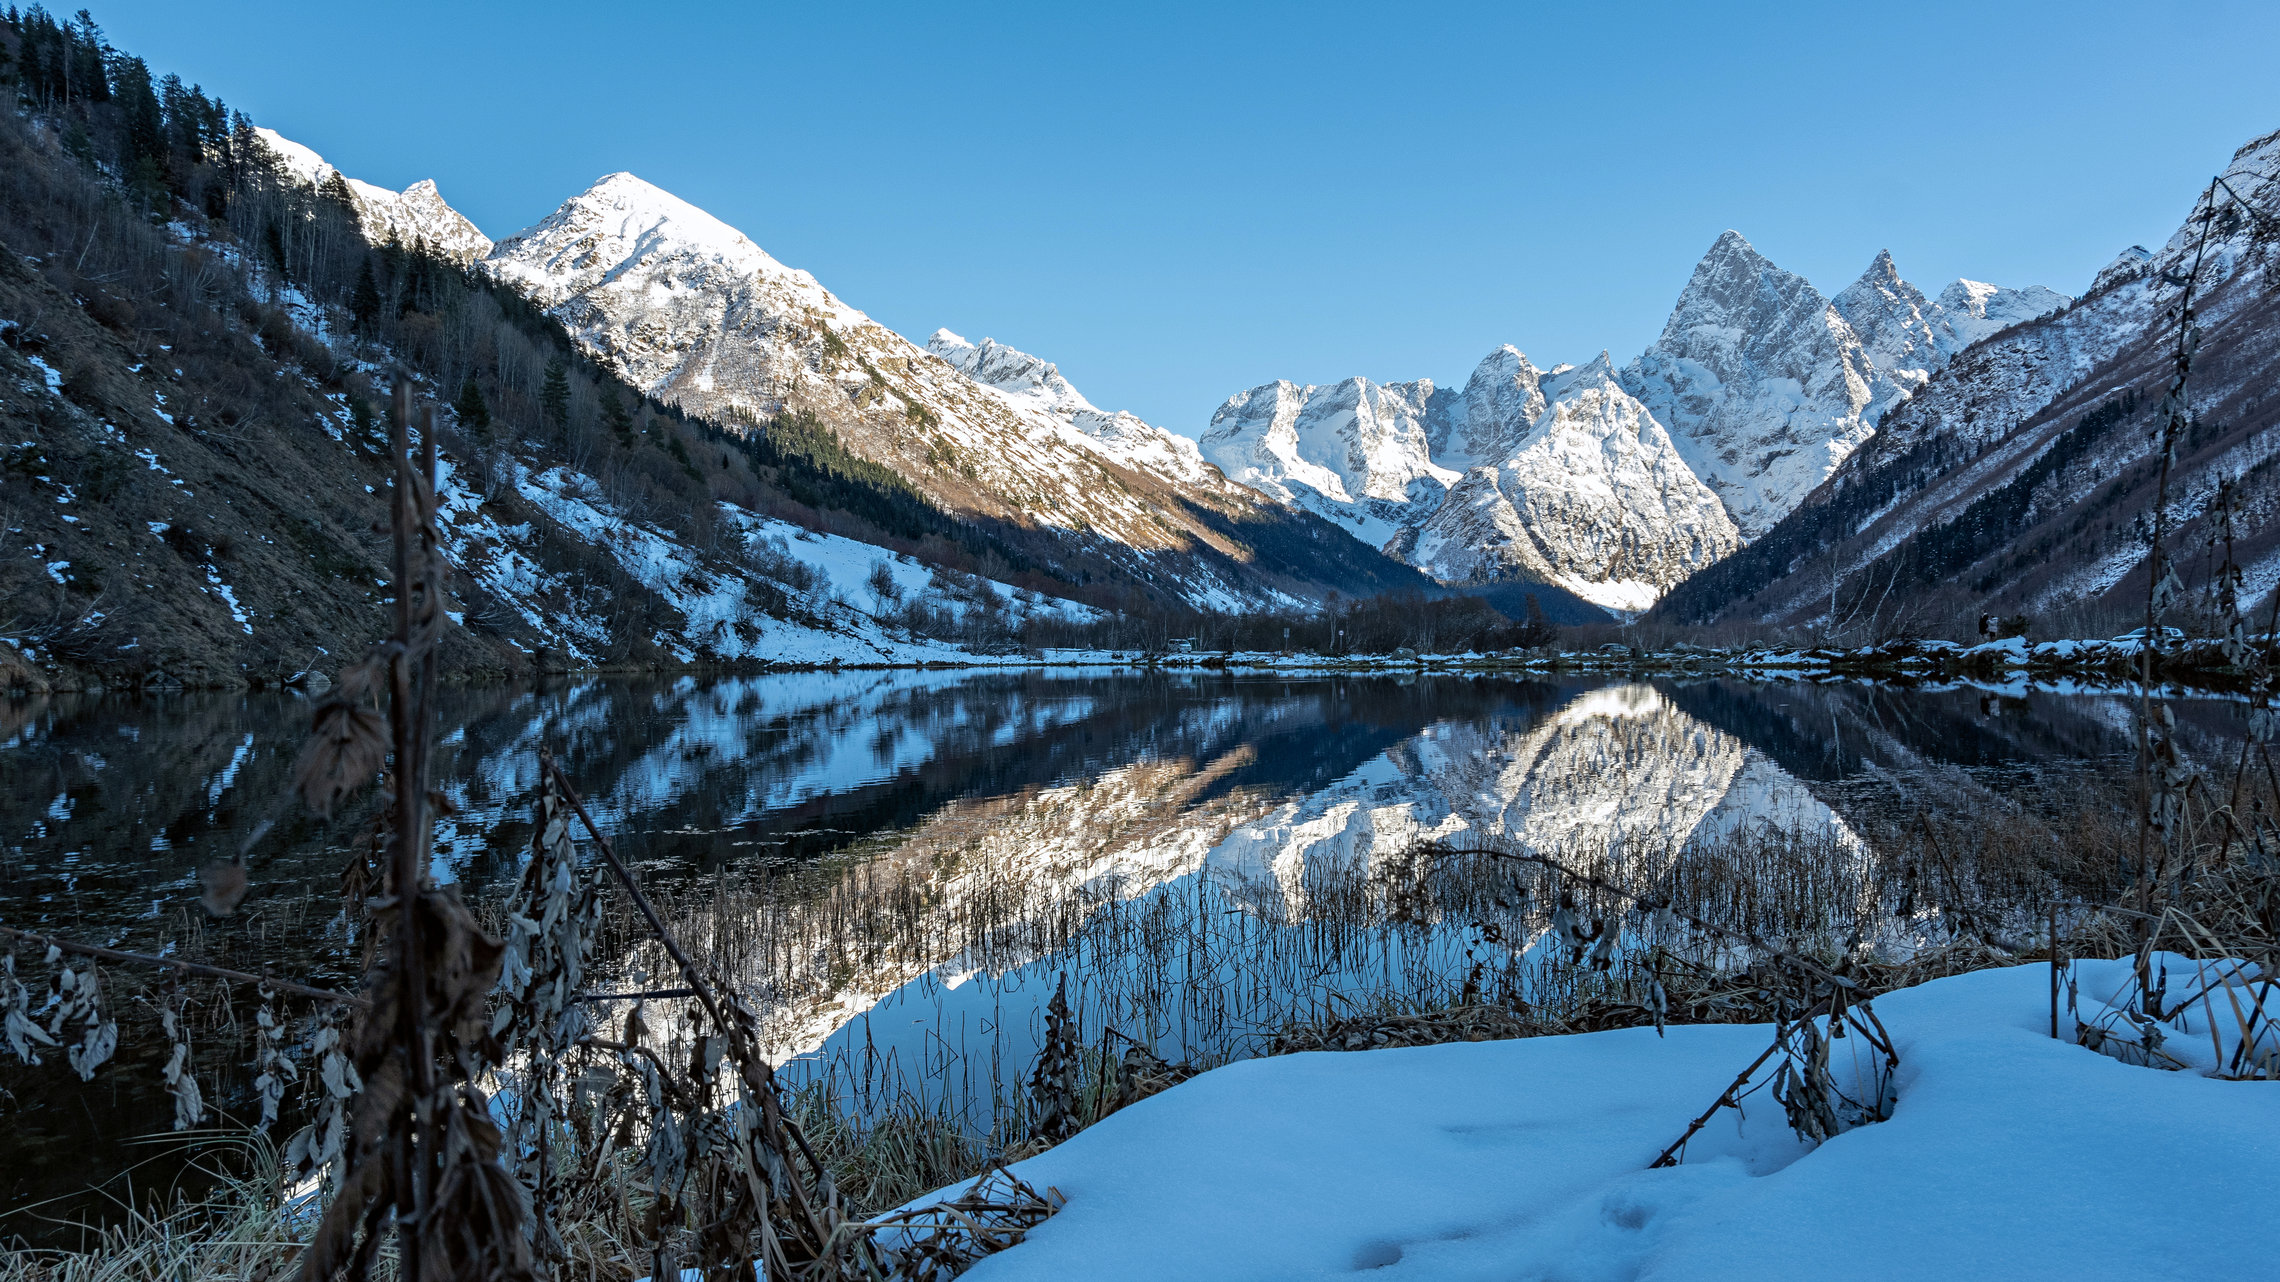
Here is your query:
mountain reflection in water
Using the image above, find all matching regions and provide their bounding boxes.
[0,668,2245,1224]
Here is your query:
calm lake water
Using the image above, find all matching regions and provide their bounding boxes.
[0,668,2249,1233]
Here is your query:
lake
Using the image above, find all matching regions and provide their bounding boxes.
[0,668,2243,1232]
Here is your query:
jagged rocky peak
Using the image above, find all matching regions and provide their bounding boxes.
[1834,251,2070,376]
[1834,250,1933,330]
[927,328,1220,486]
[927,329,1076,407]
[1619,229,1876,540]
[1831,249,1939,396]
[1406,348,1738,614]
[1928,277,2071,353]
[251,127,491,263]
[1660,122,2280,630]
[478,169,889,434]
[2091,245,2154,294]
[1200,375,1455,522]
[1630,230,1863,397]
[1833,250,2073,416]
[1537,349,1622,400]
[1435,345,1548,469]
[485,171,834,312]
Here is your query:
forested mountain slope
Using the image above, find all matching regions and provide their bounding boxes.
[0,14,1105,688]
[0,11,1453,690]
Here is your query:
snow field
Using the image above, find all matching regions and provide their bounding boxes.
[940,959,2277,1281]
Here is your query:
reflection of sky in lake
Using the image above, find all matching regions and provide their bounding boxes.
[0,670,2238,945]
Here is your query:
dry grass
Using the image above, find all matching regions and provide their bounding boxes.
[0,1138,307,1282]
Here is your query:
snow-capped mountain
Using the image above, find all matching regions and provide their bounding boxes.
[1403,356,1738,613]
[1658,126,2280,631]
[1832,250,2069,420]
[924,330,1219,489]
[1200,237,2060,611]
[478,171,1430,610]
[1621,233,2068,541]
[1196,341,1744,615]
[2090,244,2154,294]
[242,120,2081,625]
[1617,231,1880,542]
[252,128,492,263]
[1199,376,1459,548]
[1433,345,1550,470]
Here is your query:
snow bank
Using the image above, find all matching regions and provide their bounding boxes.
[942,960,2276,1280]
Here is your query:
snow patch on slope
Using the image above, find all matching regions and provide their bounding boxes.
[925,330,1219,488]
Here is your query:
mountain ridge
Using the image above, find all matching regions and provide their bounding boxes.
[1654,125,2280,636]
[475,169,1443,613]
[1197,231,2065,612]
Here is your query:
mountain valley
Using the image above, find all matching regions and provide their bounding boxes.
[5,1,2277,694]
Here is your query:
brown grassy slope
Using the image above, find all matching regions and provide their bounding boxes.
[0,239,439,688]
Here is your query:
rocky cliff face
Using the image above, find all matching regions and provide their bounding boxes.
[1617,231,1881,541]
[1200,343,1742,615]
[1200,234,2058,612]
[1832,250,2069,421]
[1434,345,1549,470]
[924,330,1220,489]
[1199,375,1459,549]
[1404,356,1738,613]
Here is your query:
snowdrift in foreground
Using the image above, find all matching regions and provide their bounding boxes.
[939,961,2275,1280]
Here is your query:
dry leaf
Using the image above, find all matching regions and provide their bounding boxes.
[294,697,388,817]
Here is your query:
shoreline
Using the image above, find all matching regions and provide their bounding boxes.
[2,631,2255,697]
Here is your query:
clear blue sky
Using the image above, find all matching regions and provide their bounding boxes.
[83,0,2280,434]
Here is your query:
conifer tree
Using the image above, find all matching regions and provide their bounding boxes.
[318,169,355,215]
[397,250,430,316]
[666,430,698,480]
[538,359,570,433]
[348,395,375,451]
[602,392,635,448]
[66,8,106,104]
[349,259,382,330]
[454,377,491,439]
[112,54,162,167]
[1517,594,1555,649]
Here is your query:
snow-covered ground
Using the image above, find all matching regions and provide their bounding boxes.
[438,459,1098,667]
[933,958,2276,1280]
